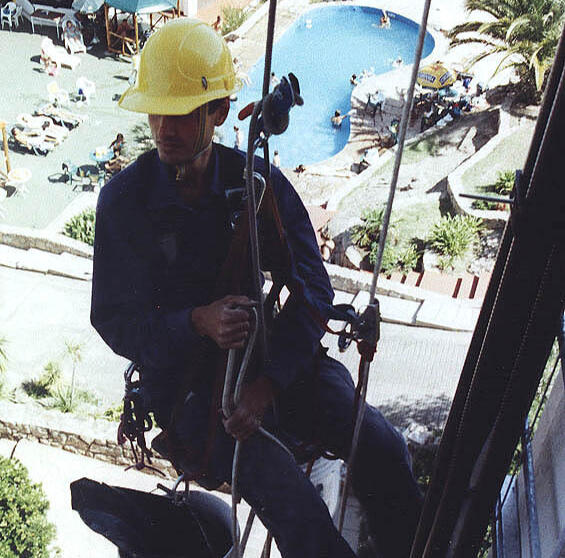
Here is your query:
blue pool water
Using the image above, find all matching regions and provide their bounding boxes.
[218,5,434,168]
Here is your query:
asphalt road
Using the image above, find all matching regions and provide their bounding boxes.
[0,265,472,428]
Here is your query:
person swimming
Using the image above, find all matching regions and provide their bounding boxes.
[380,11,390,27]
[331,110,349,127]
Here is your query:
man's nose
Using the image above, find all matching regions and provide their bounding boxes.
[155,115,176,136]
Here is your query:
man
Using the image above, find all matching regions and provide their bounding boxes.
[91,19,422,558]
[331,109,349,127]
[234,125,244,149]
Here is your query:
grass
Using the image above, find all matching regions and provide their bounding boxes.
[366,133,445,179]
[461,126,533,193]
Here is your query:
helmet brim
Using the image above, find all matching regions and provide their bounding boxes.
[118,79,242,115]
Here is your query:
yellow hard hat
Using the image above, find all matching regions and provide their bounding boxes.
[119,18,241,115]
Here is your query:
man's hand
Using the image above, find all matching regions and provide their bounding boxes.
[192,295,256,349]
[223,376,277,441]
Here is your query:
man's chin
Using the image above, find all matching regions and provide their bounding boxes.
[157,150,187,166]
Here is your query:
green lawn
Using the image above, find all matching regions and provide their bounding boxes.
[461,125,534,191]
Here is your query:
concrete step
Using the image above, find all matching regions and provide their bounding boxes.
[0,244,92,281]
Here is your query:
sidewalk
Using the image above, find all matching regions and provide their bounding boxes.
[0,438,280,558]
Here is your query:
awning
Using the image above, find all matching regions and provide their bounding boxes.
[105,0,175,14]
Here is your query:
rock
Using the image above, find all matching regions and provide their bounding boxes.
[403,422,434,446]
[345,246,364,269]
[422,249,440,271]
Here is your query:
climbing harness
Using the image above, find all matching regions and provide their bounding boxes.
[118,361,164,477]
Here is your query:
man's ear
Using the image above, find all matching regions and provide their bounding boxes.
[214,97,230,126]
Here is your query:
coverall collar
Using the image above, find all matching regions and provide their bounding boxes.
[147,145,223,210]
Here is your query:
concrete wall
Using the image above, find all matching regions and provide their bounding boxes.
[495,377,565,558]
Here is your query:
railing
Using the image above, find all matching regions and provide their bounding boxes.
[489,313,565,558]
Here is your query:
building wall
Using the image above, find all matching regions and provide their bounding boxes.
[496,376,565,557]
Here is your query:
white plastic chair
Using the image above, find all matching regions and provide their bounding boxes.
[1,2,18,29]
[47,81,70,106]
[76,76,95,103]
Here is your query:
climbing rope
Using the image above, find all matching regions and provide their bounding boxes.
[335,0,435,532]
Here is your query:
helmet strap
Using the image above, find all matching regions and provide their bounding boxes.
[175,103,213,183]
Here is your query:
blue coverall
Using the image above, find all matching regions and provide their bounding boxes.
[91,144,423,558]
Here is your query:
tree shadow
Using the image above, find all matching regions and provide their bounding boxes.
[378,393,453,431]
[426,176,447,195]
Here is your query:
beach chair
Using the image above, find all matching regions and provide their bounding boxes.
[35,103,84,128]
[10,126,54,156]
[16,113,67,145]
[62,15,86,55]
[41,37,81,71]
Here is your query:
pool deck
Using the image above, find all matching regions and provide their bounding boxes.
[223,0,511,206]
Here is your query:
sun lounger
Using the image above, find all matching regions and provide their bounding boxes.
[11,125,54,156]
[62,14,86,54]
[35,103,85,128]
[41,37,81,70]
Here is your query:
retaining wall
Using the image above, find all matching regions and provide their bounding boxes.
[0,401,177,478]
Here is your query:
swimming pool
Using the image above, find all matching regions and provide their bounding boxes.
[218,5,435,168]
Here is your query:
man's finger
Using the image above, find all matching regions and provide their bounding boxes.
[222,308,252,324]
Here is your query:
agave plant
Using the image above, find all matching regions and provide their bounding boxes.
[448,0,565,97]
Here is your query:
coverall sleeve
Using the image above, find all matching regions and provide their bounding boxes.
[90,181,201,371]
[262,169,335,389]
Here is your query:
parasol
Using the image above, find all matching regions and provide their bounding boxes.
[417,63,455,90]
[71,0,104,13]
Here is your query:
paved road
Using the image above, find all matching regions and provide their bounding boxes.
[0,266,472,428]
[0,266,128,406]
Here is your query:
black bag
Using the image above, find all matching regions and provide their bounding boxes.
[70,477,233,558]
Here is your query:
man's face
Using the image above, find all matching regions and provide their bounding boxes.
[148,99,229,165]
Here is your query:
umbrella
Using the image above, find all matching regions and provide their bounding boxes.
[417,63,455,90]
[72,0,104,13]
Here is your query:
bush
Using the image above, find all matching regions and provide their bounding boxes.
[471,170,515,211]
[221,5,248,35]
[492,170,515,196]
[352,208,420,273]
[0,456,55,558]
[429,215,482,269]
[22,362,61,399]
[350,208,386,249]
[63,208,96,246]
[102,401,123,422]
[370,241,420,274]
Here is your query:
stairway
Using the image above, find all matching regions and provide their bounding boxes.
[382,269,491,300]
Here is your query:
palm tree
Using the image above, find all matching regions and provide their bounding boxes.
[448,0,565,98]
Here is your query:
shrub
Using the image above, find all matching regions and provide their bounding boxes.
[221,5,248,35]
[429,215,482,269]
[22,362,61,399]
[370,242,420,274]
[350,208,386,249]
[102,401,123,422]
[472,198,500,211]
[63,208,96,246]
[352,208,419,273]
[492,170,515,196]
[0,456,55,558]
